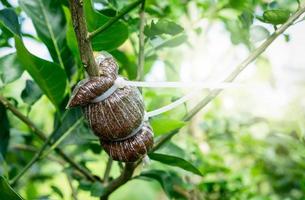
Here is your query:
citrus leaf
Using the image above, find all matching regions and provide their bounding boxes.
[150,117,186,136]
[263,9,291,25]
[0,8,68,107]
[0,8,20,36]
[0,176,23,200]
[139,170,188,199]
[19,0,74,76]
[15,37,67,107]
[0,53,24,84]
[149,153,202,176]
[21,80,43,105]
[84,0,128,51]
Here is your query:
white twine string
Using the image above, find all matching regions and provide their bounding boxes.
[91,77,239,120]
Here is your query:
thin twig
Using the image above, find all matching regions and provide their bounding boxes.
[67,174,78,200]
[0,95,97,182]
[137,0,146,82]
[10,118,83,185]
[88,0,144,40]
[99,5,305,197]
[103,157,113,184]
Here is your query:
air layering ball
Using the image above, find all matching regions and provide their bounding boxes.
[67,52,153,162]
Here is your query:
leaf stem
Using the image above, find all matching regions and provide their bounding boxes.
[103,157,113,184]
[0,95,97,182]
[88,0,144,40]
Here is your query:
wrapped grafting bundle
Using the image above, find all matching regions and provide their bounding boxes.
[67,52,153,162]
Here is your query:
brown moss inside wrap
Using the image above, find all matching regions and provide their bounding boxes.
[100,123,154,162]
[83,85,145,141]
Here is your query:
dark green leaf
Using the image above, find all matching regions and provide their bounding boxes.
[21,80,43,105]
[0,104,10,157]
[15,37,67,107]
[149,153,202,176]
[0,8,20,36]
[150,117,186,136]
[0,53,24,84]
[144,19,184,38]
[0,176,23,200]
[0,154,8,177]
[84,0,128,51]
[51,185,64,198]
[139,170,188,199]
[90,182,104,197]
[263,9,291,25]
[19,0,75,77]
[53,108,95,146]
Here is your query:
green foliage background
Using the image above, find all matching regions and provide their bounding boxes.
[0,0,305,199]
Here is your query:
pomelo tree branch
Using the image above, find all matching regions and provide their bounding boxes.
[100,5,305,199]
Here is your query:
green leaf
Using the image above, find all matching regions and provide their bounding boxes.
[0,53,24,84]
[150,117,186,136]
[250,25,270,43]
[0,8,67,107]
[21,80,43,105]
[90,182,105,197]
[144,19,184,38]
[63,7,81,65]
[0,176,23,200]
[19,0,74,76]
[263,9,291,25]
[218,8,242,20]
[149,153,202,176]
[0,104,10,157]
[139,170,188,199]
[15,37,67,107]
[0,8,20,36]
[0,154,8,177]
[51,185,64,199]
[84,0,128,51]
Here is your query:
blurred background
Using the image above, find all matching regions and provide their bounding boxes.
[1,0,305,199]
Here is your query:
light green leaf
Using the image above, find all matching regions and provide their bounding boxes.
[0,176,23,200]
[250,25,270,43]
[150,117,186,136]
[149,153,203,176]
[144,19,184,38]
[218,8,242,20]
[0,53,24,84]
[90,182,105,197]
[84,0,128,51]
[139,170,188,199]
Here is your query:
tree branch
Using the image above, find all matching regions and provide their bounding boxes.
[98,5,305,197]
[137,0,146,82]
[0,95,97,182]
[69,0,99,76]
[88,0,144,40]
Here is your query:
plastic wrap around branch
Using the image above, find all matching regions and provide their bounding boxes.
[67,52,237,162]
